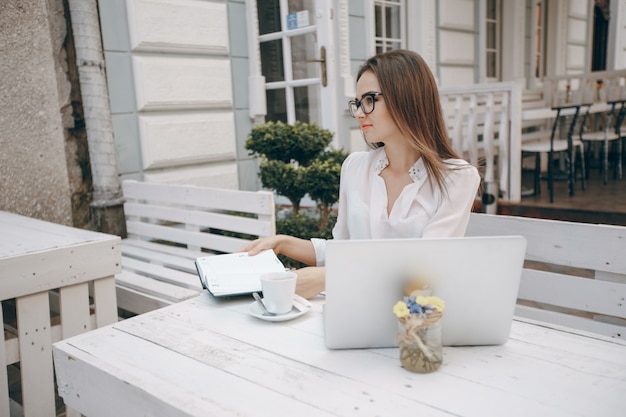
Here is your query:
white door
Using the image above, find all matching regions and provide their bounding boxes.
[255,0,336,133]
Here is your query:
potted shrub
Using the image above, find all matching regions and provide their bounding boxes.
[245,121,349,267]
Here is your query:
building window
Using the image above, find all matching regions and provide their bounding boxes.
[533,0,546,78]
[374,0,405,53]
[486,0,501,80]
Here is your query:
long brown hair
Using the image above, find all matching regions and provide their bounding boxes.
[356,49,461,193]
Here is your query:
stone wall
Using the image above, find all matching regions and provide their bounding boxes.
[0,0,73,225]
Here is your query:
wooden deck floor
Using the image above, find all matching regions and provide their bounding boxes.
[499,167,626,226]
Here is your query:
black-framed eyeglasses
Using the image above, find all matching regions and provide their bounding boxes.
[347,93,384,118]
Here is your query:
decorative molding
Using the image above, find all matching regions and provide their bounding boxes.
[127,0,228,55]
[138,112,236,170]
[439,31,475,65]
[439,66,476,86]
[132,56,233,111]
[438,0,476,31]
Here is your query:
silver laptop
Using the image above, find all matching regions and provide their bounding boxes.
[324,236,527,349]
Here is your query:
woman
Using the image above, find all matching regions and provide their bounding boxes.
[240,49,480,298]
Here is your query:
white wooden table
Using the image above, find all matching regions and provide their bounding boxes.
[0,211,121,417]
[53,293,626,417]
[522,102,610,121]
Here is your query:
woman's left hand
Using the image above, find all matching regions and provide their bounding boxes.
[294,266,326,299]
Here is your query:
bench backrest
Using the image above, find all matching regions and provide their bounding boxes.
[466,213,626,340]
[122,180,276,255]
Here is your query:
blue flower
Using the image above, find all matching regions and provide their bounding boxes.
[409,302,423,315]
[404,296,424,315]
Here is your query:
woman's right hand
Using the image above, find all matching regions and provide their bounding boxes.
[239,234,318,266]
[238,235,286,256]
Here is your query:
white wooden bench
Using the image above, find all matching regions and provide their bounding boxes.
[117,180,276,315]
[466,213,626,340]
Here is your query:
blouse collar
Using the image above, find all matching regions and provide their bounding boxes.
[374,153,425,182]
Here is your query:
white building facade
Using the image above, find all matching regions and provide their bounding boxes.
[97,0,625,192]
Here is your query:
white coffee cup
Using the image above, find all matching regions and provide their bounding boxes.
[260,271,297,314]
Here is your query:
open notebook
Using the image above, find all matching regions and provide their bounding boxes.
[323,236,527,349]
[195,250,285,297]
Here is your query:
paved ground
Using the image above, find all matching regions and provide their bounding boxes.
[499,164,626,225]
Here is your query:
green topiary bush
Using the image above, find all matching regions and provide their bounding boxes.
[245,121,348,267]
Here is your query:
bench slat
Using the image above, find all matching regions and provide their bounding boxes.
[515,305,625,339]
[122,239,205,260]
[116,271,199,303]
[466,214,626,275]
[124,202,273,237]
[122,242,200,274]
[121,256,203,291]
[123,180,275,216]
[126,220,249,254]
[519,269,626,318]
[116,286,171,315]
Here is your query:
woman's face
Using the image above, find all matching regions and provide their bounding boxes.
[354,70,402,145]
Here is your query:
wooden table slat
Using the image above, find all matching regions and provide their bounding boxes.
[0,304,9,417]
[16,292,56,417]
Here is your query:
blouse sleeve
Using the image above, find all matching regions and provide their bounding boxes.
[421,164,481,238]
[310,238,327,266]
[330,152,357,241]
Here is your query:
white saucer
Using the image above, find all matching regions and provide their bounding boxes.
[249,300,310,322]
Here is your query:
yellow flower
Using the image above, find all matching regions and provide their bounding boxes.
[393,301,410,318]
[415,295,445,313]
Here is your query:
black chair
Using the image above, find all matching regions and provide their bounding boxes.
[579,99,625,184]
[522,103,587,203]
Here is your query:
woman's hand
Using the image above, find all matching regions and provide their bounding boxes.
[294,266,325,299]
[238,235,286,256]
[239,235,318,266]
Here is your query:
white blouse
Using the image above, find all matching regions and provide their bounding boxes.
[312,147,481,266]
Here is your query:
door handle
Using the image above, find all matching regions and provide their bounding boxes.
[306,46,327,87]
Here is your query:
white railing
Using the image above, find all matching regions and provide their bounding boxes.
[544,69,626,108]
[440,82,523,203]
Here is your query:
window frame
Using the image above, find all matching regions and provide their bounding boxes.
[373,0,406,54]
[485,0,502,82]
[527,0,547,90]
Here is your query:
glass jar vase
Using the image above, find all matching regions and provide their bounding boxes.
[396,313,443,373]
